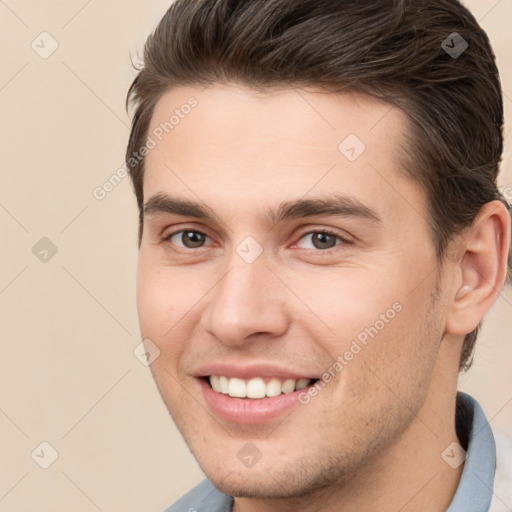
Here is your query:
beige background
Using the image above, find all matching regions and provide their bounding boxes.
[0,0,511,510]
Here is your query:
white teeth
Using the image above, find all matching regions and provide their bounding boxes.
[208,376,314,399]
[246,378,266,399]
[219,376,229,394]
[266,378,282,397]
[281,379,295,394]
[295,378,310,390]
[228,377,246,398]
[210,375,221,392]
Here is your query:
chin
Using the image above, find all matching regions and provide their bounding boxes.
[211,474,303,500]
[196,454,342,501]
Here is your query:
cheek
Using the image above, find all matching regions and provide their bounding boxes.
[136,249,200,331]
[136,255,192,364]
[294,263,440,390]
[136,268,170,339]
[285,265,406,346]
[348,288,441,407]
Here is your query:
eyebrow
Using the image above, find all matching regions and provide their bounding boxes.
[143,192,381,226]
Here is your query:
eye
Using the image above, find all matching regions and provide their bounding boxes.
[295,230,348,250]
[164,229,211,249]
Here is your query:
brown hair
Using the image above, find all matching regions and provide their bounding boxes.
[125,0,511,371]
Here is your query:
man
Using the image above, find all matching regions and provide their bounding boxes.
[125,0,512,510]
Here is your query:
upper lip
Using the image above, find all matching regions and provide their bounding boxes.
[193,362,319,380]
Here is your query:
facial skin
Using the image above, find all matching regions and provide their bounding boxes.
[136,84,509,511]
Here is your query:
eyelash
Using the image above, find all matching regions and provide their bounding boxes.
[162,228,352,252]
[294,229,350,251]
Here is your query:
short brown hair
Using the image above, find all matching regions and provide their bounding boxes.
[125,0,511,371]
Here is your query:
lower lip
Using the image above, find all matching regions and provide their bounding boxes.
[198,378,310,425]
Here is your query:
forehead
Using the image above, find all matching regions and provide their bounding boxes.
[148,83,405,157]
[143,83,425,221]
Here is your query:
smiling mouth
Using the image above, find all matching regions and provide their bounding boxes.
[206,376,319,399]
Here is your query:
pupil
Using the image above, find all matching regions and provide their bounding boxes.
[183,231,204,248]
[313,233,335,249]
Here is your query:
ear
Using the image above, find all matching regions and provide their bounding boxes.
[445,200,511,336]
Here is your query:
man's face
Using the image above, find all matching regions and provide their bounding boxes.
[137,84,449,498]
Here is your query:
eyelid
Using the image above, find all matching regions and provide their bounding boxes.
[162,227,209,239]
[162,227,214,246]
[161,225,353,251]
[291,228,353,250]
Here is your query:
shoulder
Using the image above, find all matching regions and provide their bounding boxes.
[489,430,512,511]
[162,479,233,512]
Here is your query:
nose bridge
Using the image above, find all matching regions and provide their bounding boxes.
[221,261,261,311]
[201,252,288,344]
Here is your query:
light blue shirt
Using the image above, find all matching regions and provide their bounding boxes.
[447,392,496,511]
[164,392,496,512]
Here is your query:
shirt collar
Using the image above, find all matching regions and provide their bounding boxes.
[192,392,496,512]
[447,391,496,512]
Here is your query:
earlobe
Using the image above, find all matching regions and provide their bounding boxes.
[445,200,511,336]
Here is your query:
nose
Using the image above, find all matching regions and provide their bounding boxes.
[199,257,290,346]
